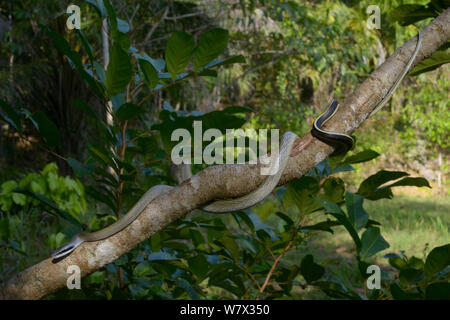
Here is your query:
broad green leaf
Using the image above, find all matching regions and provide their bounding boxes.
[88,146,118,172]
[187,254,210,279]
[106,44,132,97]
[424,244,450,277]
[76,30,94,64]
[387,177,431,189]
[165,31,195,80]
[67,157,96,178]
[425,283,450,300]
[116,18,130,33]
[283,176,319,215]
[115,103,145,121]
[134,261,153,277]
[175,279,201,299]
[218,236,240,261]
[0,98,22,133]
[316,281,361,300]
[30,111,61,148]
[202,55,246,69]
[72,98,100,121]
[390,283,422,300]
[410,47,450,76]
[345,192,369,231]
[360,227,390,260]
[194,28,229,72]
[314,196,362,250]
[275,212,294,228]
[139,59,158,89]
[86,0,107,18]
[300,254,325,283]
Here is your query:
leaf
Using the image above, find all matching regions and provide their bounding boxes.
[0,98,22,133]
[106,44,132,97]
[165,31,195,80]
[299,220,341,234]
[387,177,431,189]
[139,59,158,89]
[134,261,153,277]
[175,279,201,299]
[390,283,422,300]
[424,244,450,278]
[218,236,240,261]
[76,30,94,64]
[316,281,361,300]
[13,188,82,228]
[342,149,380,165]
[86,0,107,18]
[345,192,369,231]
[390,4,437,26]
[410,47,450,76]
[194,28,229,72]
[223,106,254,114]
[314,197,362,250]
[389,256,408,270]
[115,103,145,122]
[30,111,61,148]
[275,212,294,228]
[360,227,390,260]
[67,157,96,178]
[283,176,320,215]
[300,254,325,283]
[116,18,130,33]
[202,55,246,69]
[320,177,345,204]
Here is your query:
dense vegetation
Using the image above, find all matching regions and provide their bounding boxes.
[0,0,448,300]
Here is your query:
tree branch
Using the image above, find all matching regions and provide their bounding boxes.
[1,8,449,300]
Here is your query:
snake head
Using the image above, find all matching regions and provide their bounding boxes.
[51,237,83,263]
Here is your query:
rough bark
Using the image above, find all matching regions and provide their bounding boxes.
[1,8,449,300]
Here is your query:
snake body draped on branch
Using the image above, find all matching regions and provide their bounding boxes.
[51,31,422,262]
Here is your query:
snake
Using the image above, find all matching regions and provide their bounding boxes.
[51,31,421,262]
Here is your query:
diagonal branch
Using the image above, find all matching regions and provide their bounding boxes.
[1,8,449,300]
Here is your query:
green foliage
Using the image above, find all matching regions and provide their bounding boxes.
[0,0,448,301]
[0,162,86,217]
